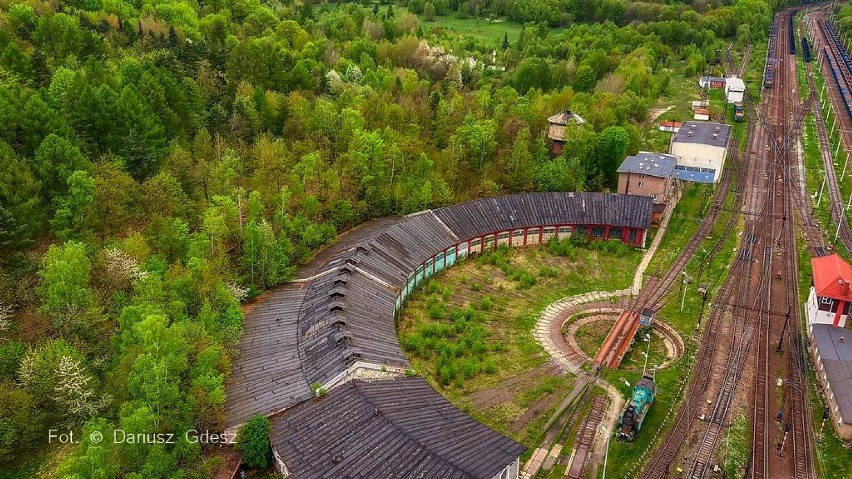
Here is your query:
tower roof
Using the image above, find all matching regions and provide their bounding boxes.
[547,110,585,126]
[812,254,852,301]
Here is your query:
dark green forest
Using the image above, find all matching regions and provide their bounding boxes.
[0,0,772,476]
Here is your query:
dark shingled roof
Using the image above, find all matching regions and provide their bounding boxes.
[432,192,653,240]
[225,285,312,426]
[812,324,852,422]
[672,122,731,148]
[270,376,525,479]
[226,193,653,428]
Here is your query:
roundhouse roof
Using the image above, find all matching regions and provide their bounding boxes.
[225,192,653,477]
[270,376,525,479]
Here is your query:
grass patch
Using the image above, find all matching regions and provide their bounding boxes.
[720,410,750,478]
[601,358,687,479]
[398,240,642,448]
[396,7,548,44]
[645,182,713,280]
[574,319,614,358]
[617,328,669,374]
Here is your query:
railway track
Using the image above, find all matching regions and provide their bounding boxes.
[641,10,819,479]
[808,12,852,253]
[566,394,608,479]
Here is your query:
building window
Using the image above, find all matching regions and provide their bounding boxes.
[821,297,832,305]
[637,181,643,187]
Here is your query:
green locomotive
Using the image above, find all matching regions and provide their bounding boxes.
[617,375,657,441]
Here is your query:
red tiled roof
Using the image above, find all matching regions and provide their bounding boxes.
[812,254,852,301]
[660,121,683,128]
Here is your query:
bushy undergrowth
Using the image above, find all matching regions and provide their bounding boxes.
[402,305,497,387]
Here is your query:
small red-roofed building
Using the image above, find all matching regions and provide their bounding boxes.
[807,254,852,328]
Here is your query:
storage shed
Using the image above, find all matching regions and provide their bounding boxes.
[699,76,726,89]
[725,75,746,103]
[670,122,731,184]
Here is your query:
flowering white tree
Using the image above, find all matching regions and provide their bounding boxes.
[344,64,363,84]
[103,248,148,287]
[54,355,109,424]
[0,302,12,334]
[225,282,249,303]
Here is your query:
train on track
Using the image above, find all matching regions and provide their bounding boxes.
[617,375,657,441]
[788,10,797,55]
[764,23,777,88]
[802,37,812,63]
[820,19,852,119]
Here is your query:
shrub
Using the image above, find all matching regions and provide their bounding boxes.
[539,266,558,278]
[518,273,537,289]
[237,415,271,469]
[470,282,481,291]
[428,301,446,319]
[483,358,496,374]
[460,357,480,379]
[310,382,326,397]
[438,363,456,385]
[479,296,492,311]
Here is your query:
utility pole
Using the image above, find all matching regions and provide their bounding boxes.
[601,427,611,479]
[641,333,652,376]
[696,284,709,331]
[680,271,689,312]
[777,308,791,353]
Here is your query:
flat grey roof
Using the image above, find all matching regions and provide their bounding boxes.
[617,152,677,178]
[672,122,731,148]
[813,324,852,422]
[813,324,852,361]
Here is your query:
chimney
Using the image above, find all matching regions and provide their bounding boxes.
[843,280,850,295]
[688,131,693,137]
[713,134,718,139]
[841,336,846,343]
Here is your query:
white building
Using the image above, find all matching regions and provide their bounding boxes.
[806,254,852,440]
[670,122,731,184]
[725,76,745,103]
[807,254,852,328]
